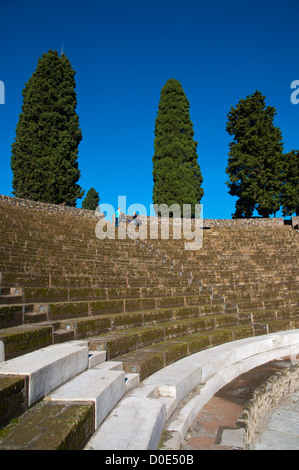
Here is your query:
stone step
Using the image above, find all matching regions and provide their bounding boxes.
[113,327,255,380]
[0,304,23,329]
[114,318,299,381]
[85,395,166,450]
[85,330,299,450]
[239,305,299,324]
[1,271,184,289]
[2,238,297,257]
[24,311,48,324]
[1,237,297,257]
[47,368,126,429]
[86,314,240,363]
[0,348,136,450]
[53,328,76,344]
[21,285,191,303]
[28,295,299,329]
[70,305,227,341]
[0,341,89,406]
[1,294,298,359]
[0,400,95,450]
[0,324,53,360]
[0,295,23,305]
[15,280,299,305]
[1,219,294,235]
[2,254,296,275]
[1,263,297,289]
[0,374,28,429]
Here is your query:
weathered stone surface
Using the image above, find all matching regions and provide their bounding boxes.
[0,325,53,360]
[0,375,28,428]
[0,305,23,329]
[0,341,89,405]
[84,396,166,450]
[118,350,165,380]
[0,340,4,362]
[0,401,94,450]
[240,362,299,445]
[47,368,126,429]
[0,194,298,450]
[0,194,102,220]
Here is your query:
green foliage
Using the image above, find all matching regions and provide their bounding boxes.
[280,150,299,216]
[82,188,100,211]
[11,49,84,206]
[225,90,284,218]
[152,79,203,216]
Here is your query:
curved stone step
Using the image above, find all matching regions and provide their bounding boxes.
[84,330,299,450]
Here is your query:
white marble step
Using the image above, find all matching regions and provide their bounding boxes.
[84,396,166,450]
[47,368,126,429]
[0,341,89,405]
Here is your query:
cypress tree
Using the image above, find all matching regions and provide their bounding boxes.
[280,150,299,216]
[82,188,100,211]
[11,49,84,206]
[152,79,203,216]
[225,91,284,218]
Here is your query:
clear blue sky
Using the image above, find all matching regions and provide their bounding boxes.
[0,0,298,219]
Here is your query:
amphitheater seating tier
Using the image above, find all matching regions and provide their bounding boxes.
[0,201,298,369]
[0,199,298,449]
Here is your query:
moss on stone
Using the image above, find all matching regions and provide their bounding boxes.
[0,401,94,450]
[117,350,165,380]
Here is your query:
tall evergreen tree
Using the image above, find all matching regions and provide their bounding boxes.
[225,90,284,218]
[152,79,203,217]
[280,150,299,216]
[82,188,100,211]
[11,49,84,206]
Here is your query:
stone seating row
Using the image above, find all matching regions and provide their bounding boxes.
[0,201,298,387]
[0,340,139,449]
[1,290,298,326]
[85,330,299,450]
[1,264,297,289]
[1,330,298,450]
[1,254,297,279]
[1,230,297,257]
[0,201,298,431]
[1,280,298,306]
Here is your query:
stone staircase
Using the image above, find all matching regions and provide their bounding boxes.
[0,198,298,449]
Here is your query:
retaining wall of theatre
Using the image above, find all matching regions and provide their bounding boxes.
[239,361,299,445]
[1,195,293,227]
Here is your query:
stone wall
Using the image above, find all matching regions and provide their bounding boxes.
[0,195,103,220]
[292,216,299,230]
[238,362,299,446]
[141,216,285,227]
[0,194,286,227]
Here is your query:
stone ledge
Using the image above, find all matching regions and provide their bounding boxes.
[47,368,126,430]
[0,195,103,220]
[89,330,299,450]
[0,195,286,226]
[140,215,285,227]
[239,361,299,445]
[0,401,95,450]
[0,341,89,405]
[0,375,28,428]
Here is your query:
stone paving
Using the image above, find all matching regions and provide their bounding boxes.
[181,358,299,450]
[250,389,299,450]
